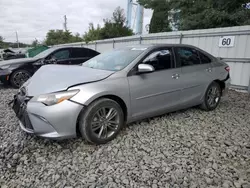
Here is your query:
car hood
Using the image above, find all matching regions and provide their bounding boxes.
[0,58,38,67]
[24,65,114,96]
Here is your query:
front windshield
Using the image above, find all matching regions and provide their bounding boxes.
[34,48,56,58]
[82,49,144,71]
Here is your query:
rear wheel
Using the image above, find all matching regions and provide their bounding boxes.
[79,98,124,144]
[10,69,31,88]
[200,82,222,111]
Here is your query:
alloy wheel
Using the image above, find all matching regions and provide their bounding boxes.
[91,107,120,139]
[207,86,220,108]
[13,72,30,87]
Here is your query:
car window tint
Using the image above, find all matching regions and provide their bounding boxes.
[88,49,99,57]
[199,52,211,64]
[143,48,173,71]
[53,50,70,60]
[71,48,88,58]
[176,47,200,67]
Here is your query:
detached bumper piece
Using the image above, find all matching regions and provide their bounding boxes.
[12,94,33,132]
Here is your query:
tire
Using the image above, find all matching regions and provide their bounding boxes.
[79,98,124,144]
[10,69,31,88]
[200,81,222,111]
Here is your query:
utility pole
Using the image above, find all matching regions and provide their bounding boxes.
[15,31,19,48]
[63,15,68,31]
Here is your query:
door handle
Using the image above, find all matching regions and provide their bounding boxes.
[206,68,212,72]
[172,74,180,79]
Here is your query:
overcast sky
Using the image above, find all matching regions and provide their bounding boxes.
[0,0,153,44]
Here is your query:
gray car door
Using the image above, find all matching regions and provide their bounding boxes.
[174,47,213,106]
[128,47,183,119]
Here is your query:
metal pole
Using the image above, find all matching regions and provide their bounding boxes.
[248,76,250,93]
[15,31,19,48]
[179,33,183,44]
[139,36,142,44]
[64,15,67,31]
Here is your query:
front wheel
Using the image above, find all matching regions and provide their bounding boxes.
[79,98,124,144]
[200,82,222,111]
[10,69,31,88]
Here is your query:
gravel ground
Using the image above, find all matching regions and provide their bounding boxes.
[0,87,250,188]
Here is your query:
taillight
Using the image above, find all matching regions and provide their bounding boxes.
[225,66,230,72]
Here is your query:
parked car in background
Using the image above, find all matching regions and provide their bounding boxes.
[0,47,100,88]
[12,44,230,144]
[0,48,26,61]
[3,52,26,60]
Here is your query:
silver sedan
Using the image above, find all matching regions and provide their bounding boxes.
[12,44,230,144]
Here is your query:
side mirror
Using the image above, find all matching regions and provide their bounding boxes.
[33,59,45,66]
[138,64,155,73]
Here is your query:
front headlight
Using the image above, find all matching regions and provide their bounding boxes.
[0,64,20,70]
[31,90,79,106]
[0,65,11,69]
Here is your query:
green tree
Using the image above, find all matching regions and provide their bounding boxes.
[0,36,4,48]
[31,38,39,47]
[83,7,133,42]
[138,0,250,31]
[44,30,83,45]
[83,23,102,43]
[72,32,83,43]
[100,7,133,39]
[138,0,172,33]
[170,0,250,30]
[0,36,8,49]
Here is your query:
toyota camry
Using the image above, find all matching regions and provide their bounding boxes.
[12,44,230,144]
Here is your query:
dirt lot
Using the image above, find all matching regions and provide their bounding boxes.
[0,87,250,188]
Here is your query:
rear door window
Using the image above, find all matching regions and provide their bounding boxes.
[199,52,212,64]
[71,48,89,58]
[88,49,100,57]
[175,47,200,67]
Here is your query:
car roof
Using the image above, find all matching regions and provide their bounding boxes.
[50,46,96,50]
[124,43,199,49]
[52,44,199,51]
[120,43,216,59]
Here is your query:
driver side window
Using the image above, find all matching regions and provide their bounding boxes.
[52,49,70,60]
[143,48,173,71]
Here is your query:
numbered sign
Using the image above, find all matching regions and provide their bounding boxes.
[219,36,235,47]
